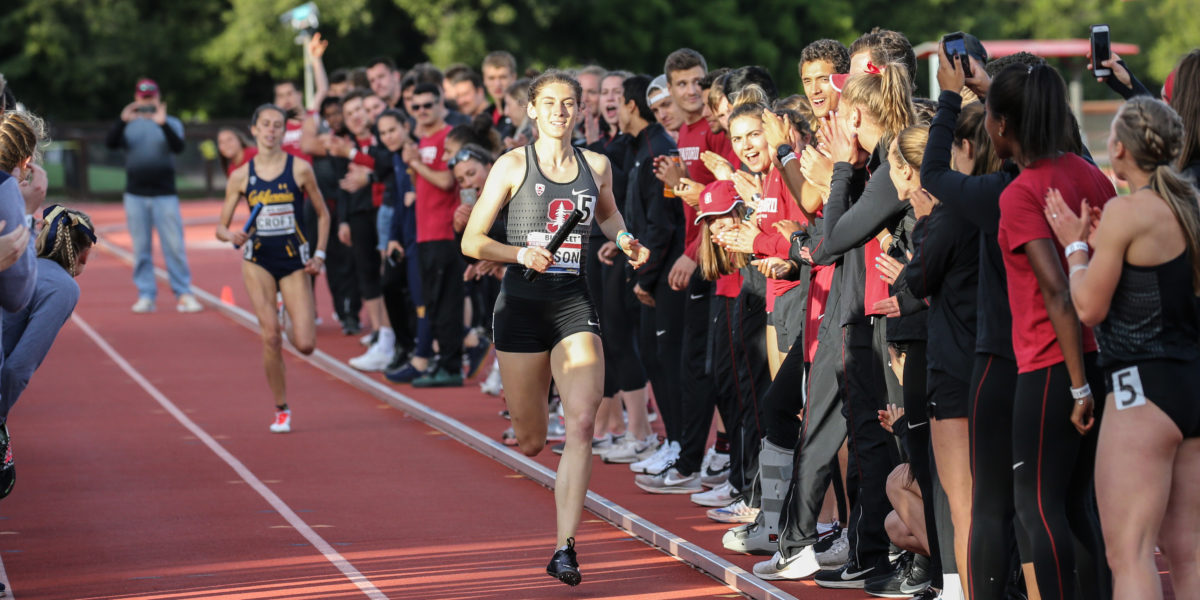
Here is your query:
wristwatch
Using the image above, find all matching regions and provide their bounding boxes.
[776,144,794,161]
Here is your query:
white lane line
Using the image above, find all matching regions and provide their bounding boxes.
[71,314,387,600]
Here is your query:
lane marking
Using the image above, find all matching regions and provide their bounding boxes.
[71,314,386,600]
[94,237,795,600]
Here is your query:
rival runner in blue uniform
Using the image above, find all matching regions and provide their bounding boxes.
[217,104,330,434]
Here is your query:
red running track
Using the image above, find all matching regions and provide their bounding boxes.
[6,199,1169,600]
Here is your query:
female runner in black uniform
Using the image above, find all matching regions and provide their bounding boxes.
[461,71,649,586]
[217,104,330,433]
[1046,96,1200,600]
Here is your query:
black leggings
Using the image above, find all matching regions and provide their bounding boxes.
[638,281,686,443]
[967,353,1024,600]
[346,210,382,301]
[1011,356,1110,600]
[602,261,646,395]
[901,341,944,588]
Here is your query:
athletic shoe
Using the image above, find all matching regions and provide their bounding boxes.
[464,337,492,379]
[270,409,291,433]
[816,527,849,568]
[910,587,939,599]
[385,363,429,383]
[340,317,362,336]
[752,547,821,580]
[412,367,463,388]
[814,559,882,589]
[360,330,378,347]
[722,520,776,555]
[699,446,731,487]
[602,433,658,464]
[691,480,736,507]
[865,552,932,598]
[0,423,14,499]
[176,294,203,313]
[546,536,581,586]
[546,417,566,442]
[385,347,411,373]
[706,498,760,523]
[349,340,395,372]
[500,427,518,446]
[590,434,615,455]
[131,297,155,313]
[630,439,678,474]
[479,362,503,396]
[634,466,703,494]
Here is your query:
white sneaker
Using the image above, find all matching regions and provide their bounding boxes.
[691,480,737,507]
[634,466,703,494]
[176,294,203,313]
[816,528,849,568]
[269,408,291,433]
[700,446,731,488]
[590,434,616,455]
[603,433,659,464]
[752,547,821,581]
[546,416,566,442]
[360,330,378,347]
[706,498,760,523]
[131,297,156,313]
[479,362,503,396]
[349,339,394,372]
[630,439,678,474]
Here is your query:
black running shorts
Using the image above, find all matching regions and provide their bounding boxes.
[1104,358,1200,438]
[927,368,969,420]
[493,291,601,353]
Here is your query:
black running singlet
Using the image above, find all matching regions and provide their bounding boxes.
[1095,250,1200,366]
[501,144,600,299]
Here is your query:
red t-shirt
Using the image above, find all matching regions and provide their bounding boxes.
[677,118,733,260]
[282,117,313,164]
[226,147,257,176]
[415,125,457,243]
[750,168,808,310]
[998,153,1115,373]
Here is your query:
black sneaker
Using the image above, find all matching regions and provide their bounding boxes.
[546,537,581,586]
[340,317,362,336]
[386,346,411,373]
[865,552,931,597]
[0,423,13,499]
[814,558,882,589]
[412,367,463,388]
[911,587,939,600]
[464,336,492,379]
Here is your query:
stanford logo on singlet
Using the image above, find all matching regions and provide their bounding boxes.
[535,183,546,196]
[546,199,575,233]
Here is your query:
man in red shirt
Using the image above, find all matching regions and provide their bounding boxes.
[401,83,464,387]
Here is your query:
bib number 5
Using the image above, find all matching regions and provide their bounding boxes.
[1111,366,1147,411]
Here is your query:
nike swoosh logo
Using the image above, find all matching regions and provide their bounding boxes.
[842,566,874,580]
[1012,461,1025,470]
[689,294,704,300]
[656,330,667,336]
[588,320,600,327]
[571,188,588,196]
[704,465,727,477]
[663,474,694,486]
[907,420,928,430]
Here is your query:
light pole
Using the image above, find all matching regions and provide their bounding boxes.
[281,2,320,109]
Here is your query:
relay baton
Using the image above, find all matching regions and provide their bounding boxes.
[234,203,264,249]
[525,208,585,282]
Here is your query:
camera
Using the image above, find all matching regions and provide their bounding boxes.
[135,104,157,114]
[280,2,319,34]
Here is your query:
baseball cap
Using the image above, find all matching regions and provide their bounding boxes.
[135,78,159,98]
[1164,69,1176,104]
[960,33,989,64]
[647,74,670,106]
[694,180,743,225]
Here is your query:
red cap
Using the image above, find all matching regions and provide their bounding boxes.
[694,180,743,225]
[135,78,159,98]
[1163,69,1176,104]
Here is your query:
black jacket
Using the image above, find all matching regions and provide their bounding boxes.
[623,123,681,292]
[905,206,979,378]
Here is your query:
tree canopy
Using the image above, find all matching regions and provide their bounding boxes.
[1,0,1194,121]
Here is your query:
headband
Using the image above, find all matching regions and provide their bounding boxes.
[40,205,97,248]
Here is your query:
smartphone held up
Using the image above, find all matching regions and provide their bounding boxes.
[941,31,973,78]
[1090,24,1112,77]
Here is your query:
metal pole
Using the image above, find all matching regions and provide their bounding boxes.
[302,32,313,111]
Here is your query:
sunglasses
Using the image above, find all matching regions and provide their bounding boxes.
[409,102,435,112]
[448,148,490,168]
[138,83,157,92]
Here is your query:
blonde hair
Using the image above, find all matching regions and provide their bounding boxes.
[891,124,930,170]
[0,110,49,172]
[841,63,915,151]
[698,204,750,280]
[36,206,96,276]
[1114,97,1200,293]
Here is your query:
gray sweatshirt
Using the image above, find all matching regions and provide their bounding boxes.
[2,258,79,419]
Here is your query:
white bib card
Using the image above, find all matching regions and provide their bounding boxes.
[256,203,297,237]
[526,231,582,275]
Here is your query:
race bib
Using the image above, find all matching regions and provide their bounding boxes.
[255,203,296,237]
[526,231,582,275]
[1111,366,1147,410]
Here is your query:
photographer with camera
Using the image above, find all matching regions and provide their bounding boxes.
[106,78,202,314]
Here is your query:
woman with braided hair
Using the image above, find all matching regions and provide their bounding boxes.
[1046,96,1200,599]
[1,204,96,499]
